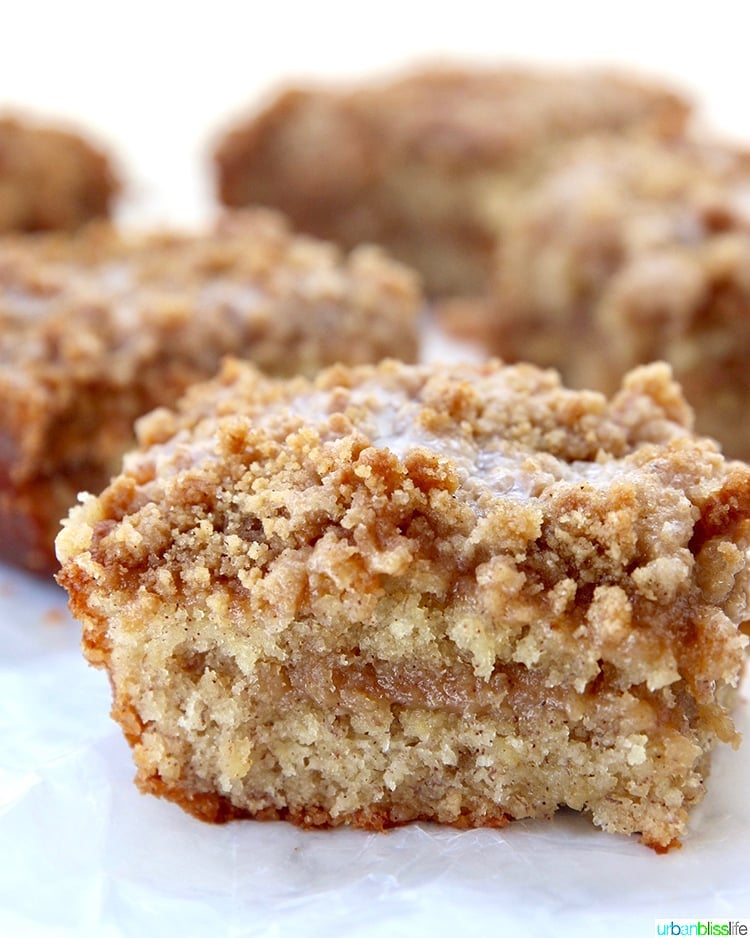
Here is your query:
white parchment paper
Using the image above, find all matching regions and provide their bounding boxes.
[1,564,748,938]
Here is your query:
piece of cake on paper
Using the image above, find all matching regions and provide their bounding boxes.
[0,210,420,573]
[214,66,690,296]
[57,358,750,849]
[0,114,118,233]
[443,135,750,461]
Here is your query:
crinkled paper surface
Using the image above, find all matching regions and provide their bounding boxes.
[1,563,748,938]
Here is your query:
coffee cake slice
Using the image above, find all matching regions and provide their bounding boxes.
[0,114,118,233]
[57,358,749,849]
[214,66,689,295]
[0,210,420,573]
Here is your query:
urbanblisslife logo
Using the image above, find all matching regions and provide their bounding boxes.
[654,922,749,936]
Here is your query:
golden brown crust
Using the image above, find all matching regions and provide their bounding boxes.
[58,358,750,848]
[446,135,750,460]
[1,210,421,573]
[0,115,118,233]
[215,66,690,295]
[139,768,513,831]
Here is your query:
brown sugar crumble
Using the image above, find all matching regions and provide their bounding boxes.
[56,358,750,849]
[0,115,118,233]
[0,210,420,574]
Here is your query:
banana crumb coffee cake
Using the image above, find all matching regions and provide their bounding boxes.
[0,210,419,573]
[215,66,689,295]
[0,115,118,233]
[443,136,750,461]
[57,358,750,849]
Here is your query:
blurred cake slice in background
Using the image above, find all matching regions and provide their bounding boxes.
[442,135,750,459]
[214,65,690,296]
[0,209,420,574]
[0,114,119,233]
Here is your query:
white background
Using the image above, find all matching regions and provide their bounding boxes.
[1,2,750,935]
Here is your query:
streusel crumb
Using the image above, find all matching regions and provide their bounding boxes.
[57,359,749,848]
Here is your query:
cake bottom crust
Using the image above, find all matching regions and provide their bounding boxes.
[135,764,684,854]
[139,770,513,832]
